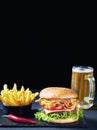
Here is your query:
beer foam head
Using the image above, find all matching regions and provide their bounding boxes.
[72,66,93,73]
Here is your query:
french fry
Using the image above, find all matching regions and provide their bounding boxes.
[13,83,18,92]
[12,83,18,98]
[19,87,25,106]
[12,90,19,104]
[1,97,12,106]
[21,86,25,91]
[3,84,9,91]
[9,90,19,106]
[0,83,39,106]
[31,92,39,101]
[25,90,31,105]
[1,90,9,99]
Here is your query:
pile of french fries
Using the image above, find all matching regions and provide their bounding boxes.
[0,83,39,106]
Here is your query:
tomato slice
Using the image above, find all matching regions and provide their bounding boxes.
[45,106,66,110]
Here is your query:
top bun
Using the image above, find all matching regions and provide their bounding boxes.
[39,87,78,99]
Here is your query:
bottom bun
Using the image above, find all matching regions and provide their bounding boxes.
[49,118,78,124]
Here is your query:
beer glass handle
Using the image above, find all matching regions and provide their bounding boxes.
[87,77,95,98]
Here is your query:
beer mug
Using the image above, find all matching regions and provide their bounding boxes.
[71,66,95,109]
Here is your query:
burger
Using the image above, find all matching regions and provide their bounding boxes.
[35,87,84,123]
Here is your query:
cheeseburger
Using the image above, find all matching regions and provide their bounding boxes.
[35,87,84,123]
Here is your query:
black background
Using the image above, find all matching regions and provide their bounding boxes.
[0,1,96,90]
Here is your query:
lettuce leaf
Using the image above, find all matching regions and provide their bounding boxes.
[78,108,84,118]
[34,108,84,122]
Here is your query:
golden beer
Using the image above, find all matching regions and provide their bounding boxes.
[71,66,95,109]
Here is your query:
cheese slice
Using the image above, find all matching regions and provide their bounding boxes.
[44,108,72,114]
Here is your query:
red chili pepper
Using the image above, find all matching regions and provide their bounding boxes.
[2,114,37,124]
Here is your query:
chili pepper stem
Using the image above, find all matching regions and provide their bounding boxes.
[2,115,8,118]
